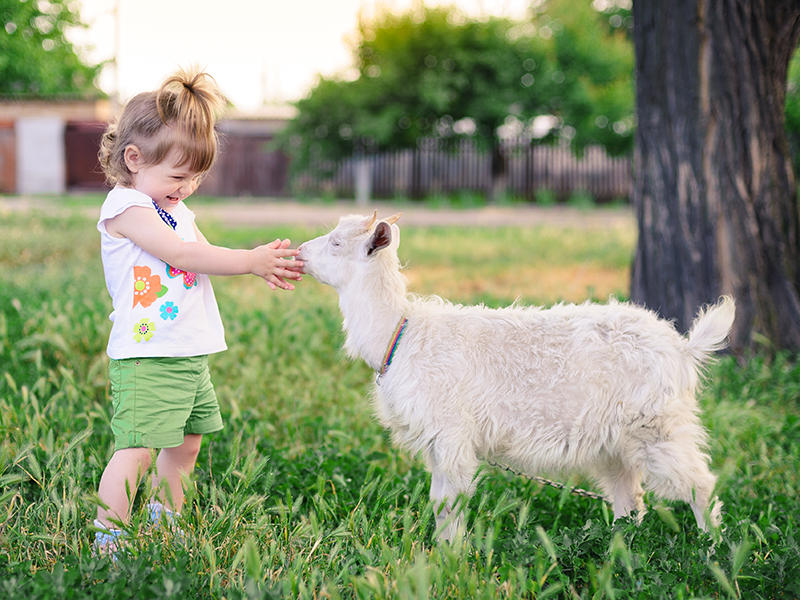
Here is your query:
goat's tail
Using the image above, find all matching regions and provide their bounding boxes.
[685,296,736,363]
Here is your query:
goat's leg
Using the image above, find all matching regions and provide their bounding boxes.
[644,428,721,531]
[430,469,463,542]
[427,450,478,542]
[686,470,720,531]
[598,462,645,523]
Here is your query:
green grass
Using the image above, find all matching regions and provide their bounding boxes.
[1,205,799,599]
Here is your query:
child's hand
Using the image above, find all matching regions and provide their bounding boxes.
[250,239,303,290]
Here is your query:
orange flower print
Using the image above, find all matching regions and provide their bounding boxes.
[132,266,166,308]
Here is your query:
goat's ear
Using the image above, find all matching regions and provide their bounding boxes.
[367,221,392,256]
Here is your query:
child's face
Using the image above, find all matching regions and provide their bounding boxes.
[129,148,203,212]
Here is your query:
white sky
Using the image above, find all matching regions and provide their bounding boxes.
[72,0,532,112]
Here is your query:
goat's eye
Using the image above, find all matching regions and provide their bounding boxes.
[331,238,340,247]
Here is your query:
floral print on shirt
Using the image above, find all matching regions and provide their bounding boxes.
[133,266,168,308]
[166,264,198,290]
[133,318,156,342]
[160,301,179,321]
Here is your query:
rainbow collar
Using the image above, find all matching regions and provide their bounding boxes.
[378,317,409,378]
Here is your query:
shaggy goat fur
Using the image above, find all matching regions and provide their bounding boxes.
[297,212,735,541]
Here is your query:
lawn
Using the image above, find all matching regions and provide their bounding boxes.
[0,202,798,599]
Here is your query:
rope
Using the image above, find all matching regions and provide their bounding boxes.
[486,460,608,502]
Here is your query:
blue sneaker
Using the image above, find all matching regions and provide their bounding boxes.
[147,502,185,544]
[92,520,125,561]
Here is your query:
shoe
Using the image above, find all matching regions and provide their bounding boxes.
[92,520,125,561]
[147,501,185,544]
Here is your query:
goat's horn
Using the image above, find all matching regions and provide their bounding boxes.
[383,212,403,225]
[361,210,378,231]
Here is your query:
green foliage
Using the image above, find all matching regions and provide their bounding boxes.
[567,190,596,209]
[535,189,558,206]
[2,206,799,598]
[352,6,550,146]
[541,0,635,155]
[0,0,101,97]
[785,47,800,177]
[283,1,634,174]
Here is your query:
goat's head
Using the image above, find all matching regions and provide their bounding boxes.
[297,211,403,289]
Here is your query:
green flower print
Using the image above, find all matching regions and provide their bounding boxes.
[133,318,156,342]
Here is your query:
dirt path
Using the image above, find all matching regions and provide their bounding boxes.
[1,196,634,229]
[193,200,635,229]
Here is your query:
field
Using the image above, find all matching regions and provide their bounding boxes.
[1,201,798,599]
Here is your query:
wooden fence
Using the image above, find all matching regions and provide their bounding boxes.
[60,124,631,201]
[200,120,290,197]
[295,139,632,202]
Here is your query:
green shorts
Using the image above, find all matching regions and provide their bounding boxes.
[109,356,224,451]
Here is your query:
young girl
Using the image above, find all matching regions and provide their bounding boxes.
[93,67,302,555]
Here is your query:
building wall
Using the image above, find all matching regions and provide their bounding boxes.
[0,99,109,195]
[16,117,66,194]
[0,99,110,122]
[0,100,293,197]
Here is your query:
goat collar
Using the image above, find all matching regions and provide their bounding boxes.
[378,317,409,377]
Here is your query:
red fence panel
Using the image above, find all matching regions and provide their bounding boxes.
[65,121,108,191]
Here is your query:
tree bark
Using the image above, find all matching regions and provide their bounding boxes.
[631,0,800,353]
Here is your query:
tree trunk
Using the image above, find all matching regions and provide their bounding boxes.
[631,0,800,353]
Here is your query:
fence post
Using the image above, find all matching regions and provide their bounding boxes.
[355,156,371,206]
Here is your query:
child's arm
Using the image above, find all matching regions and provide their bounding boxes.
[106,206,303,290]
[193,221,303,290]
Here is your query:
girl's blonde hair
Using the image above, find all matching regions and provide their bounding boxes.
[99,68,225,187]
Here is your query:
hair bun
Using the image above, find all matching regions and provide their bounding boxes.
[157,67,225,136]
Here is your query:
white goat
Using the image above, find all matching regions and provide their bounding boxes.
[297,212,735,541]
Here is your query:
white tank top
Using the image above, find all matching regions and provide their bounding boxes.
[97,187,227,359]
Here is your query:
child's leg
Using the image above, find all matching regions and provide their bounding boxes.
[152,434,203,513]
[96,447,153,528]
